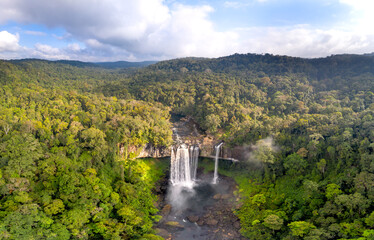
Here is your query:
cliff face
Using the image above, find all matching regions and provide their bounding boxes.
[131,116,248,161]
[198,138,249,161]
[133,141,248,162]
[137,143,170,158]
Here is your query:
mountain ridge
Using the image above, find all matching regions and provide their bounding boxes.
[7,58,157,69]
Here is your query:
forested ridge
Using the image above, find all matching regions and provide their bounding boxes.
[1,53,374,239]
[0,59,172,239]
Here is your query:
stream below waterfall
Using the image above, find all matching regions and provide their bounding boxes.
[155,165,246,240]
[154,115,246,239]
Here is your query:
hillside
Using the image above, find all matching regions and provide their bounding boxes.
[1,53,374,239]
[10,59,157,69]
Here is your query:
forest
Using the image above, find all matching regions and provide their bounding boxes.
[1,53,374,239]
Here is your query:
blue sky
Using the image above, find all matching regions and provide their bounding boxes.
[0,0,373,61]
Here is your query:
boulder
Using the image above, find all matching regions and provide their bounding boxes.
[221,194,231,200]
[187,215,199,223]
[161,204,172,216]
[206,219,219,226]
[165,221,184,229]
[213,194,222,200]
[155,228,170,238]
[196,219,205,226]
[234,221,241,229]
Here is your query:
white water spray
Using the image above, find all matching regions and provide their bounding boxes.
[170,144,200,188]
[212,142,223,184]
[190,145,199,181]
[170,144,193,187]
[170,124,200,188]
[172,128,182,144]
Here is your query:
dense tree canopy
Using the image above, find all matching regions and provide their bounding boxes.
[1,53,374,239]
[0,69,171,239]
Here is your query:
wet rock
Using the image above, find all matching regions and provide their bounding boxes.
[213,194,222,200]
[155,228,170,238]
[160,185,168,192]
[206,219,219,226]
[197,219,205,226]
[153,165,247,239]
[161,204,172,216]
[221,194,231,200]
[206,206,214,211]
[234,221,241,229]
[157,195,165,203]
[187,215,199,223]
[165,221,184,229]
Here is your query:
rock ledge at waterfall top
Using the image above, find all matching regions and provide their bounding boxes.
[129,116,250,161]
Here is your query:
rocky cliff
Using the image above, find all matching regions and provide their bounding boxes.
[130,115,248,162]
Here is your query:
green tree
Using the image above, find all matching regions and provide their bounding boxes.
[1,133,42,179]
[263,214,284,233]
[325,184,342,200]
[316,159,327,178]
[283,153,307,176]
[205,114,221,134]
[288,221,316,238]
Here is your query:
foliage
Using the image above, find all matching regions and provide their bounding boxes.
[2,53,374,239]
[0,76,171,239]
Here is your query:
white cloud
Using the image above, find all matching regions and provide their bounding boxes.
[34,43,60,54]
[235,25,374,57]
[24,30,46,36]
[224,0,266,8]
[0,0,373,60]
[0,0,238,60]
[0,31,20,52]
[224,1,245,8]
[67,43,81,52]
[32,43,69,59]
[339,0,374,34]
[143,4,238,57]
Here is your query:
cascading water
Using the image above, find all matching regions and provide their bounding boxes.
[170,147,177,183]
[164,118,243,239]
[212,142,223,184]
[172,127,182,144]
[170,144,193,186]
[189,145,199,181]
[170,143,199,186]
[170,123,200,188]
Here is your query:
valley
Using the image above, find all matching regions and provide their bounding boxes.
[1,53,374,239]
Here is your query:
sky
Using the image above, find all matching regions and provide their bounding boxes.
[0,0,373,62]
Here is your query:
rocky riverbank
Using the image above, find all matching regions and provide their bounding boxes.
[153,169,247,240]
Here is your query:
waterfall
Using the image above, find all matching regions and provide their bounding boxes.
[190,145,199,181]
[170,144,200,187]
[170,147,177,184]
[172,127,182,144]
[170,144,194,187]
[212,142,223,184]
